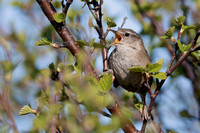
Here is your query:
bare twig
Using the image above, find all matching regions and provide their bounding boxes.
[62,0,73,15]
[121,16,128,29]
[0,92,17,132]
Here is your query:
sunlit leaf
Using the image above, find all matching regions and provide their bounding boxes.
[134,101,144,110]
[53,12,65,23]
[88,17,94,27]
[146,59,164,73]
[128,66,146,72]
[19,105,35,115]
[35,38,51,46]
[160,26,175,39]
[181,25,196,31]
[177,40,192,52]
[99,73,112,92]
[172,16,185,26]
[151,72,167,79]
[107,18,117,27]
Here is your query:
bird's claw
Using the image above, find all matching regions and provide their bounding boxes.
[100,69,114,78]
[141,105,151,121]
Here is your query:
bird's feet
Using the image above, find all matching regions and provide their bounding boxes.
[100,69,115,81]
[141,105,151,121]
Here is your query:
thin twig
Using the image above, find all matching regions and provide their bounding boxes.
[121,16,128,29]
[0,92,17,132]
[62,0,73,15]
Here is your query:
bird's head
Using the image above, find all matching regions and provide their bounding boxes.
[109,28,142,48]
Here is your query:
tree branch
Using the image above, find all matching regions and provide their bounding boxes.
[36,0,98,78]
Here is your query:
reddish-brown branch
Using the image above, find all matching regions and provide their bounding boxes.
[62,0,73,15]
[0,92,17,132]
[36,0,98,79]
[108,103,139,133]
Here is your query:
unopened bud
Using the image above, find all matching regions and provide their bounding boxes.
[51,43,59,48]
[171,37,176,43]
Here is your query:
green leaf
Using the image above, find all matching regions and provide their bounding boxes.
[146,63,161,73]
[99,73,112,92]
[155,58,164,66]
[128,66,146,72]
[146,59,164,73]
[76,40,87,46]
[53,12,65,23]
[177,16,185,24]
[179,110,190,118]
[181,25,196,31]
[134,101,144,110]
[164,26,175,39]
[151,72,167,79]
[19,105,33,115]
[96,93,114,109]
[172,16,185,26]
[107,18,117,27]
[88,17,94,27]
[11,1,23,8]
[0,61,14,72]
[35,38,51,46]
[76,40,105,48]
[167,130,178,133]
[177,40,192,52]
[49,62,55,71]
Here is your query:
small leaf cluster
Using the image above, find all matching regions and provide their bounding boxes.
[161,16,196,41]
[53,12,65,23]
[106,18,117,28]
[76,39,106,48]
[128,59,167,80]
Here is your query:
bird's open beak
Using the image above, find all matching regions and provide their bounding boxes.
[109,30,122,47]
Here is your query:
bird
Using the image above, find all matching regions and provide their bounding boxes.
[108,28,151,120]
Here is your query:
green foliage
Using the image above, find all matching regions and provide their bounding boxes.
[11,1,23,8]
[19,105,37,115]
[167,130,179,133]
[107,18,117,27]
[128,66,146,72]
[177,40,192,52]
[179,110,190,118]
[88,17,94,27]
[128,59,167,80]
[151,72,167,79]
[76,39,106,48]
[160,26,175,39]
[48,62,56,71]
[67,9,83,22]
[146,59,164,73]
[35,38,51,46]
[134,101,144,110]
[172,16,185,26]
[53,12,66,23]
[181,25,196,31]
[0,61,15,72]
[99,73,113,92]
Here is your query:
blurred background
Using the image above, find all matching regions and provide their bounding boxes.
[0,0,200,132]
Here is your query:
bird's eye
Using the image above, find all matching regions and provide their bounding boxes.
[125,33,129,37]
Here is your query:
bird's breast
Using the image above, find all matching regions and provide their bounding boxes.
[109,47,148,92]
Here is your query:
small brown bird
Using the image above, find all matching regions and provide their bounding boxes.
[108,28,151,119]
